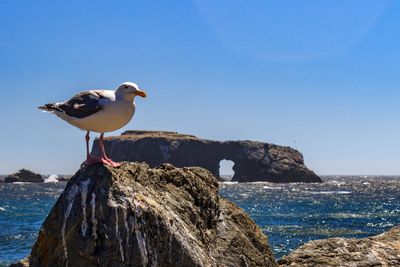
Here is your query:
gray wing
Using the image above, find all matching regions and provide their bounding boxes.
[56,91,106,118]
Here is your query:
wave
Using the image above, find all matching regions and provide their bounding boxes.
[263,185,282,190]
[329,180,346,186]
[328,212,369,219]
[306,190,352,195]
[221,181,239,185]
[44,175,59,183]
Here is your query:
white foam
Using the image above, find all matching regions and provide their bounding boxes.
[307,190,351,195]
[62,184,79,267]
[44,174,59,183]
[263,185,282,190]
[221,181,238,185]
[331,180,346,186]
[0,207,5,211]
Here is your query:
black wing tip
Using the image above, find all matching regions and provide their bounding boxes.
[38,105,48,110]
[38,104,61,112]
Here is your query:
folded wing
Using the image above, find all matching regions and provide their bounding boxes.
[39,91,112,119]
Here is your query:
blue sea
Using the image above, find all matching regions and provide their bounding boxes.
[1,176,400,266]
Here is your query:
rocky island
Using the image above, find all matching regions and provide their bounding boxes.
[92,131,321,183]
[4,169,44,183]
[12,162,277,267]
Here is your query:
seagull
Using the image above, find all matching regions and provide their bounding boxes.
[39,82,147,167]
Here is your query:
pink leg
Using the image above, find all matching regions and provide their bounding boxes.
[86,131,90,160]
[84,131,102,165]
[98,133,121,167]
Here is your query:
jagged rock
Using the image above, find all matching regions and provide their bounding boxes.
[278,226,400,267]
[92,130,321,183]
[4,169,43,183]
[14,162,277,267]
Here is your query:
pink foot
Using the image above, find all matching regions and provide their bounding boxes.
[100,157,121,167]
[84,156,121,167]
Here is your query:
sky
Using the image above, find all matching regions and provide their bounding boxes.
[1,0,400,175]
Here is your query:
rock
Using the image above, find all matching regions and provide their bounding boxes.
[278,226,400,267]
[92,130,321,183]
[15,162,277,267]
[10,257,30,267]
[58,175,72,182]
[4,169,43,183]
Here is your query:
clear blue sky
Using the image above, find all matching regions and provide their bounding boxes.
[1,0,399,175]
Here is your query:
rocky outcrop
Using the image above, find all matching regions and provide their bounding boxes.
[92,131,321,183]
[278,226,400,267]
[4,169,43,183]
[14,162,277,267]
[57,175,72,182]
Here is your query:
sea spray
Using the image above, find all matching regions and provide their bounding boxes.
[44,174,59,183]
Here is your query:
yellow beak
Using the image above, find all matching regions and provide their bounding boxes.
[136,90,147,98]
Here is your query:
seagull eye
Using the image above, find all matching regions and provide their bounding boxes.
[124,85,128,89]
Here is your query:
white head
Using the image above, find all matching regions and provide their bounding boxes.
[115,82,147,101]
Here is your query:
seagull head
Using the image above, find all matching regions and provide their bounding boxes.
[116,82,147,101]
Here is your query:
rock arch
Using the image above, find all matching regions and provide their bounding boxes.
[93,131,321,183]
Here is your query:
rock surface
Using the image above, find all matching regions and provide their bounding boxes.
[92,130,321,183]
[57,175,72,182]
[4,169,43,183]
[14,162,277,267]
[278,226,400,267]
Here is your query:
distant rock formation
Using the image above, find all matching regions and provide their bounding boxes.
[4,169,43,183]
[278,226,400,266]
[92,130,321,183]
[56,175,72,182]
[12,162,277,267]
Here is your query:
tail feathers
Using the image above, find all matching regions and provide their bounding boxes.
[38,103,62,112]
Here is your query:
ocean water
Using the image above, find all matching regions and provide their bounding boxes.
[1,176,400,266]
